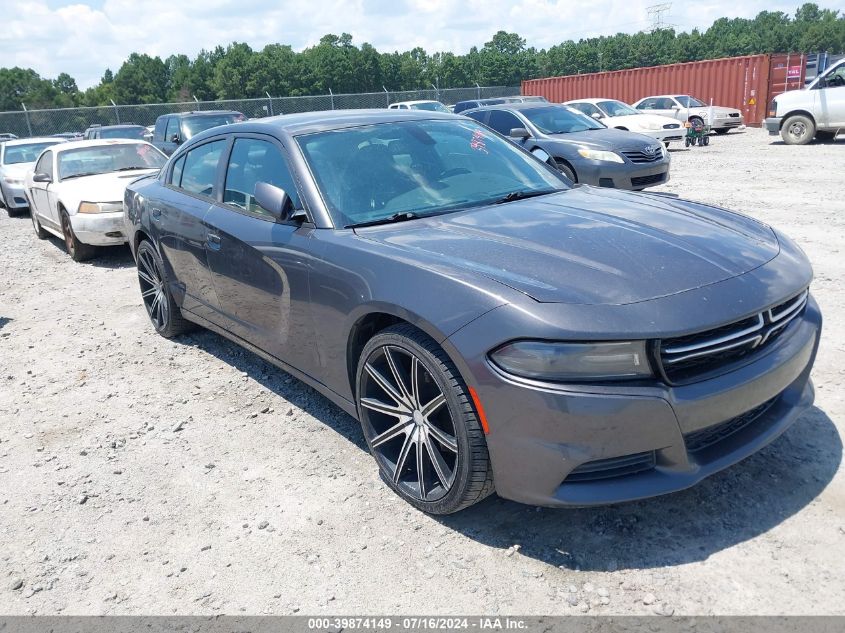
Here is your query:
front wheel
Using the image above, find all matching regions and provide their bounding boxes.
[60,210,96,261]
[552,159,576,183]
[136,240,193,338]
[356,324,494,514]
[781,115,815,145]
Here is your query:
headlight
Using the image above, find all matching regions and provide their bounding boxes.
[577,148,624,163]
[489,340,652,381]
[78,201,123,214]
[3,176,23,185]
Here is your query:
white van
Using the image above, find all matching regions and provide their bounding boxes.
[766,58,845,144]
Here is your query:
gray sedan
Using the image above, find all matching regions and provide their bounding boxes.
[124,109,819,514]
[464,103,670,190]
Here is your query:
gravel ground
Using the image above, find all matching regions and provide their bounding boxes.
[1,127,843,616]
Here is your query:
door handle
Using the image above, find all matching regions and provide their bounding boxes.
[151,207,162,221]
[207,232,222,250]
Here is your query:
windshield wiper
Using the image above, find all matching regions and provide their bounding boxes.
[114,166,154,172]
[347,211,422,229]
[61,172,100,180]
[492,189,561,205]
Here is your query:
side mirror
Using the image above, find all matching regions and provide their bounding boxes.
[509,127,531,139]
[32,173,51,183]
[591,112,603,120]
[170,134,182,144]
[671,105,680,111]
[254,181,299,221]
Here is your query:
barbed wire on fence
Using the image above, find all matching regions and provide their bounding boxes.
[0,86,520,138]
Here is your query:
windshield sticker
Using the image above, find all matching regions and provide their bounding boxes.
[470,129,488,154]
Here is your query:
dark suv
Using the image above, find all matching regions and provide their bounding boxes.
[152,111,245,155]
[83,124,147,140]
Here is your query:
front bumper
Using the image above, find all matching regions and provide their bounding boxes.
[575,157,670,190]
[446,294,821,507]
[69,210,128,246]
[642,128,684,143]
[1,182,29,209]
[765,117,783,135]
[710,116,744,129]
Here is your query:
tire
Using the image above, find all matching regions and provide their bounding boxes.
[714,128,730,135]
[703,135,710,146]
[356,323,494,514]
[781,114,815,145]
[553,159,577,183]
[684,137,692,148]
[60,209,96,261]
[136,240,193,338]
[31,210,48,239]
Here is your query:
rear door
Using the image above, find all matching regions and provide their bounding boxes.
[203,134,319,370]
[155,137,226,319]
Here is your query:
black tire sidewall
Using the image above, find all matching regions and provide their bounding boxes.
[355,327,480,514]
[137,241,178,337]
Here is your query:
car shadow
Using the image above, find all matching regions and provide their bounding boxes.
[0,316,11,330]
[42,233,135,269]
[175,328,368,451]
[435,405,840,571]
[165,327,840,571]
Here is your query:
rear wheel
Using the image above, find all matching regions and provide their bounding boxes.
[31,210,48,239]
[60,210,96,261]
[356,324,494,514]
[136,240,193,338]
[781,114,815,145]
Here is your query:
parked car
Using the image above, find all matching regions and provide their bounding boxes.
[52,132,83,141]
[465,103,670,190]
[0,133,19,141]
[124,109,819,514]
[388,100,450,113]
[766,57,845,145]
[26,139,166,261]
[632,95,744,134]
[83,124,148,141]
[0,137,65,216]
[566,98,684,146]
[453,98,509,114]
[504,96,549,104]
[151,110,245,155]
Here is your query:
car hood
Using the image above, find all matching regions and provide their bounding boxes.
[543,127,659,150]
[355,187,779,305]
[1,163,34,178]
[56,169,160,201]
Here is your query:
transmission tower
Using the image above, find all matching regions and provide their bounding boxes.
[647,3,673,31]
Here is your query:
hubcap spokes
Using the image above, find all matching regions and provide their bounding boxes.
[361,346,458,502]
[138,250,168,329]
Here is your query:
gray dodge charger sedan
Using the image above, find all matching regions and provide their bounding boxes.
[124,109,821,514]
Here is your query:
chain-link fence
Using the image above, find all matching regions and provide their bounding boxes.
[0,86,520,138]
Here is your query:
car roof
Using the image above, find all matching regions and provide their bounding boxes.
[160,110,243,119]
[391,100,441,106]
[2,137,62,146]
[88,124,144,129]
[463,102,560,114]
[566,98,619,104]
[191,109,458,139]
[53,139,154,152]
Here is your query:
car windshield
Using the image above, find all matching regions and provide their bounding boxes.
[297,119,567,228]
[2,142,57,165]
[521,105,605,134]
[58,143,167,180]
[410,102,450,113]
[676,96,706,108]
[183,113,244,139]
[598,100,640,116]
[100,127,147,140]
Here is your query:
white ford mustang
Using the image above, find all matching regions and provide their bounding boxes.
[565,98,685,146]
[25,139,167,261]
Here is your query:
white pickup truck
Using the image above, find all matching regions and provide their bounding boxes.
[766,58,845,144]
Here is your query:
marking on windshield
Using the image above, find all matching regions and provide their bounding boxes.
[470,129,488,154]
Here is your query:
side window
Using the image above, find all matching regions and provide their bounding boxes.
[637,98,656,110]
[164,117,180,141]
[179,140,226,197]
[825,66,845,88]
[35,151,53,180]
[661,98,678,109]
[464,110,488,125]
[223,138,301,217]
[169,154,186,186]
[572,103,600,117]
[487,110,523,136]
[154,116,167,141]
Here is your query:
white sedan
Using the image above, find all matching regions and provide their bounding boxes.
[25,139,167,261]
[565,99,685,146]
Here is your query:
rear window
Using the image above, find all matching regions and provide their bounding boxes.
[100,127,147,140]
[182,113,244,139]
[2,142,58,165]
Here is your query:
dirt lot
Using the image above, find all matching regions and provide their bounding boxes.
[1,127,843,616]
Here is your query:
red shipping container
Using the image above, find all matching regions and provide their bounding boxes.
[522,54,774,126]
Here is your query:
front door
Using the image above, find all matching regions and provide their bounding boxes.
[28,151,55,225]
[203,135,319,372]
[816,64,845,128]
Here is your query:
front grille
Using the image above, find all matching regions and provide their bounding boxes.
[566,451,656,482]
[622,148,663,163]
[684,397,777,453]
[631,173,665,187]
[663,123,681,129]
[659,290,808,383]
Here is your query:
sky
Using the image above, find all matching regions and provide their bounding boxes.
[0,0,812,89]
